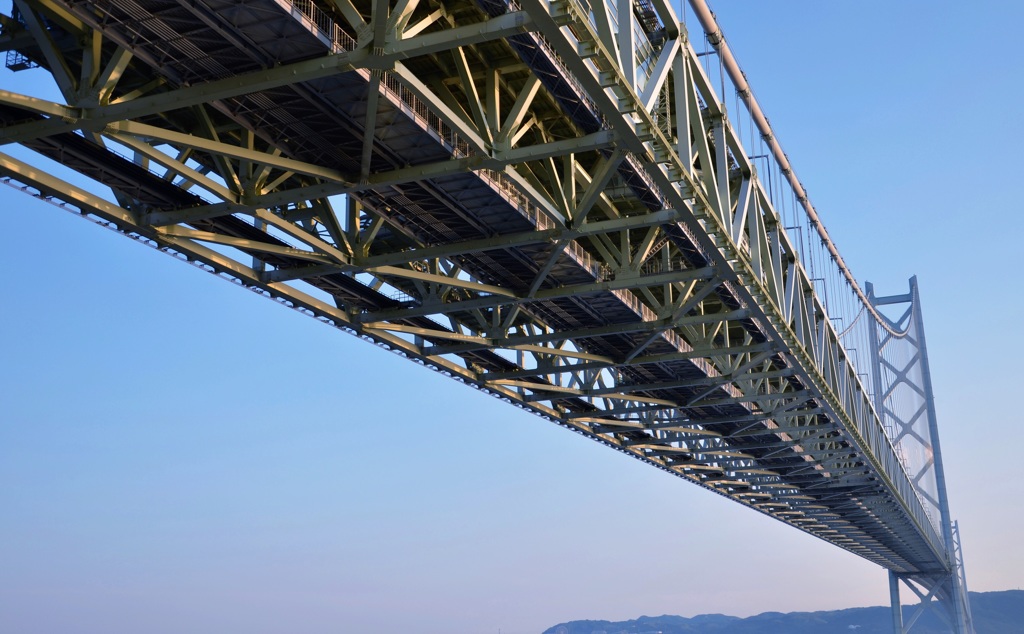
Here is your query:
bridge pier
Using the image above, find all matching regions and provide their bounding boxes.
[887,568,973,634]
[868,279,974,633]
[889,570,906,632]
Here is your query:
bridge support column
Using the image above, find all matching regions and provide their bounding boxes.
[886,571,974,634]
[867,277,974,634]
[889,571,905,632]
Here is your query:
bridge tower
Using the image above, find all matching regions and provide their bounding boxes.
[867,277,973,633]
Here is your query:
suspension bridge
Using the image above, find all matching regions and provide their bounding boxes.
[0,0,973,630]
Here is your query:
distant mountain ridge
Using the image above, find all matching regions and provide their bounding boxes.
[543,590,1024,634]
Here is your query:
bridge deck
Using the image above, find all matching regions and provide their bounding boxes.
[0,0,949,576]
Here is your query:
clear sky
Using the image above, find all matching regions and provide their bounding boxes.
[1,1,1021,633]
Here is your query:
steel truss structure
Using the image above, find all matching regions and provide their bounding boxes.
[0,0,971,628]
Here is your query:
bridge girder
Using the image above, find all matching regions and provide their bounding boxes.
[0,0,970,623]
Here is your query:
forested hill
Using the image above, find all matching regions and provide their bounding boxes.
[543,590,1023,634]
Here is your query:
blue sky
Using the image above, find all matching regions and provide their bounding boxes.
[1,1,1021,633]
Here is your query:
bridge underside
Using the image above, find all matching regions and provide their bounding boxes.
[0,0,953,582]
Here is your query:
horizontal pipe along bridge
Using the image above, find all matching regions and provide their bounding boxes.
[0,0,973,629]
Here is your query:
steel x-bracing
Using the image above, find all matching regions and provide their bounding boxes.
[0,0,972,630]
